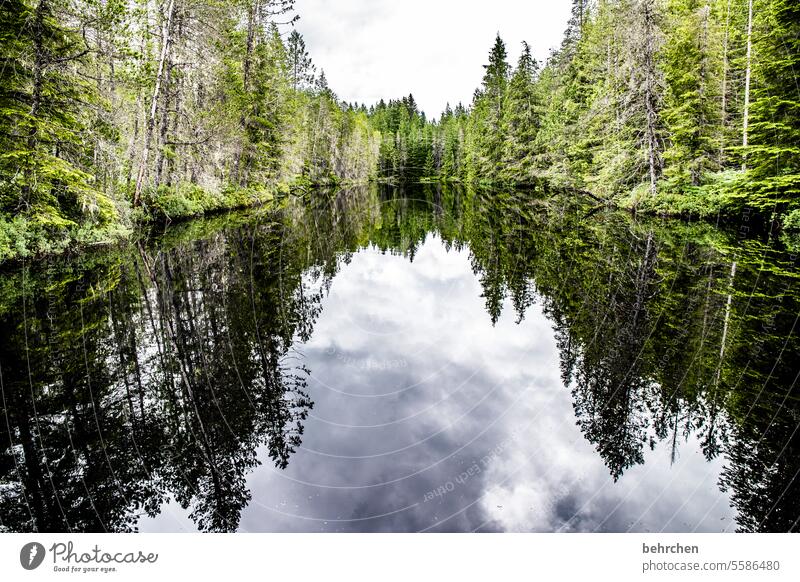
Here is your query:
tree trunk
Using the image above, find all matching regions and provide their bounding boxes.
[642,0,661,196]
[134,0,176,206]
[713,260,737,389]
[166,72,181,187]
[233,1,260,186]
[719,0,731,165]
[21,0,48,208]
[742,0,753,170]
[154,59,172,187]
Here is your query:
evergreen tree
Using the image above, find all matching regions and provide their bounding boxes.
[287,30,315,90]
[745,0,800,210]
[662,0,722,189]
[0,0,116,236]
[501,42,541,183]
[466,34,509,182]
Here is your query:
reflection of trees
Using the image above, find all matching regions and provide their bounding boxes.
[458,185,800,531]
[0,255,163,532]
[0,208,332,532]
[718,284,800,532]
[2,183,799,532]
[567,230,661,481]
[145,228,315,531]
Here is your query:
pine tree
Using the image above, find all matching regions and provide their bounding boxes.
[662,0,722,189]
[0,0,116,232]
[501,42,540,183]
[745,0,800,209]
[287,30,315,90]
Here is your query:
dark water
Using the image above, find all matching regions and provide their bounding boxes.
[1,184,799,533]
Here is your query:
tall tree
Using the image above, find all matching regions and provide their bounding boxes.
[0,0,117,232]
[466,34,509,182]
[286,29,315,90]
[662,0,722,189]
[134,0,176,206]
[501,42,541,183]
[745,0,800,209]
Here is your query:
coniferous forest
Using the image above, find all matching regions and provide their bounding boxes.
[2,0,800,536]
[0,0,798,262]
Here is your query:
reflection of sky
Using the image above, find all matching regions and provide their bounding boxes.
[139,235,735,532]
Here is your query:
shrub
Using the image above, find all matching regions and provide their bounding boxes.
[143,183,275,221]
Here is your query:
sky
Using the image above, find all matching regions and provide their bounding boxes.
[291,0,573,118]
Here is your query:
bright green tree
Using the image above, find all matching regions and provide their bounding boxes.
[0,0,117,251]
[662,0,722,189]
[466,34,510,182]
[745,0,800,210]
[501,42,541,183]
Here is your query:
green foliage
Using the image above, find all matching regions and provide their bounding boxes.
[466,34,510,183]
[142,182,274,221]
[0,0,120,261]
[401,0,798,219]
[287,30,316,90]
[370,95,430,180]
[743,0,800,210]
[781,208,800,251]
[500,42,541,183]
[2,0,799,265]
[782,208,800,232]
[0,207,128,263]
[0,2,381,264]
[661,0,722,189]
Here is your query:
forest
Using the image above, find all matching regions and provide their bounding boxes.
[1,0,799,263]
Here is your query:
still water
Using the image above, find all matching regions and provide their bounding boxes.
[1,184,798,532]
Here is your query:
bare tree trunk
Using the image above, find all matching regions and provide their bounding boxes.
[134,0,176,206]
[243,2,259,90]
[642,0,661,196]
[154,60,173,187]
[21,0,48,208]
[126,29,148,191]
[166,73,181,187]
[713,260,737,389]
[742,0,753,170]
[719,0,731,165]
[693,1,713,184]
[233,1,260,186]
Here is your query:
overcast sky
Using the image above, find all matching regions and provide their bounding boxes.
[291,0,573,118]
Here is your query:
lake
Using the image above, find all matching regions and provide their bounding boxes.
[1,183,798,532]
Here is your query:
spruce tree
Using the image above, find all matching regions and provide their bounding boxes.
[467,34,509,182]
[501,42,540,183]
[0,0,115,231]
[662,0,722,189]
[745,0,800,209]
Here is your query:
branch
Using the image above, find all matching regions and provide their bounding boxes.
[165,135,212,146]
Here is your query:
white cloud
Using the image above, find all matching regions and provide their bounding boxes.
[292,0,573,117]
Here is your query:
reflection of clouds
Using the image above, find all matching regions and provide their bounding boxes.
[139,235,736,532]
[479,428,733,533]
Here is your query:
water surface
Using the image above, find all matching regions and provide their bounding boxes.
[1,184,798,532]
